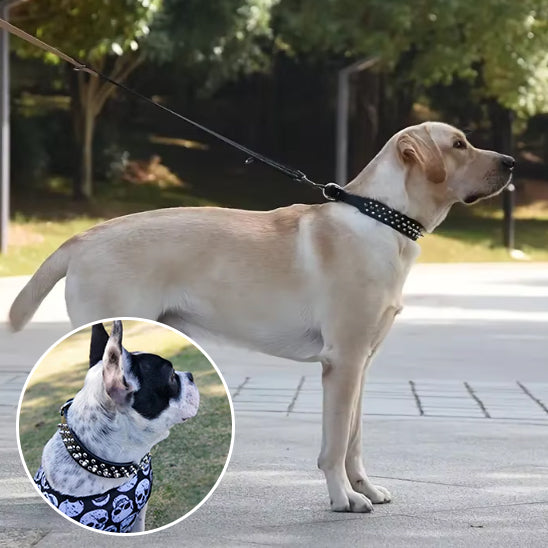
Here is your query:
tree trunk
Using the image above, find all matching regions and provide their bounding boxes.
[66,66,85,200]
[81,102,95,199]
[67,53,142,200]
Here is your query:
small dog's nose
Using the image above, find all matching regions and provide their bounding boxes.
[185,372,194,383]
[501,154,515,170]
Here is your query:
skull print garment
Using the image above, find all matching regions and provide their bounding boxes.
[33,459,153,533]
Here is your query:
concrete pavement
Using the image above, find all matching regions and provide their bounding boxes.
[1,263,547,546]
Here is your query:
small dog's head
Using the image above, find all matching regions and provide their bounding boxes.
[88,321,199,438]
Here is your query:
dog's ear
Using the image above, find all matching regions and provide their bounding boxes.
[102,321,135,406]
[397,128,447,184]
[90,323,110,368]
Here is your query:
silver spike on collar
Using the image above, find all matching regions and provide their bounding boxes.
[57,400,150,479]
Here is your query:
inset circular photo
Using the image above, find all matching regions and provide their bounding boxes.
[17,318,234,535]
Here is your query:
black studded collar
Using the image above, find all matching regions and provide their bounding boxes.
[58,399,151,479]
[322,183,424,241]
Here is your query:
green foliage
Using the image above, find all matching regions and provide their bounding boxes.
[275,0,412,64]
[275,0,548,117]
[468,1,548,116]
[12,0,161,63]
[8,0,548,117]
[148,0,279,92]
[11,1,164,198]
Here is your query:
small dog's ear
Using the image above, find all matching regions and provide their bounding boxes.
[90,323,109,368]
[397,129,447,184]
[102,321,134,406]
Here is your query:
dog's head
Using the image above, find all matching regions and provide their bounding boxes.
[88,321,199,436]
[395,121,514,206]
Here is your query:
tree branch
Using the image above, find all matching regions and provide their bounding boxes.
[93,53,143,116]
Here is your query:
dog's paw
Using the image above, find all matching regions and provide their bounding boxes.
[330,491,374,513]
[369,484,391,504]
[352,481,391,504]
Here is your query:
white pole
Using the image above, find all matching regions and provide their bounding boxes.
[0,2,10,254]
[335,69,349,186]
[335,56,379,186]
[0,0,26,253]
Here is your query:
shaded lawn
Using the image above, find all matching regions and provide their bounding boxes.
[19,321,233,531]
[420,203,548,262]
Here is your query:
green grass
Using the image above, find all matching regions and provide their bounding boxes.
[419,202,548,262]
[2,216,102,276]
[19,321,233,532]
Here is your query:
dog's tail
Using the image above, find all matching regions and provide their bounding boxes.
[9,242,72,331]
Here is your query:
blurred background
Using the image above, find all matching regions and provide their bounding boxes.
[1,0,547,274]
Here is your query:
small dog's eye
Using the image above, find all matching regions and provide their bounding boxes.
[453,139,466,149]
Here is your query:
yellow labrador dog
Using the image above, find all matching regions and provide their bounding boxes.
[10,122,514,512]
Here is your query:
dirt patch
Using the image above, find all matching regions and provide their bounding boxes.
[9,225,45,246]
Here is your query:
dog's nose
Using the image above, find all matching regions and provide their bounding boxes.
[185,372,194,383]
[500,154,515,170]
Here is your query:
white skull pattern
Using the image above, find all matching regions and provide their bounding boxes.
[120,514,138,532]
[111,494,134,523]
[59,499,84,517]
[38,470,48,489]
[135,479,151,510]
[44,492,58,507]
[141,460,151,476]
[116,473,139,492]
[80,509,109,529]
[91,494,110,507]
[34,468,45,484]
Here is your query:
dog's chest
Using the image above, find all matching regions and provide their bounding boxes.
[34,461,153,533]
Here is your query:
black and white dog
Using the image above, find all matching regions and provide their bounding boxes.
[32,320,200,533]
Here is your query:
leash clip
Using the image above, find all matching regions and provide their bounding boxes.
[322,183,343,201]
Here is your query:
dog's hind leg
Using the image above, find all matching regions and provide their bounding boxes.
[318,354,373,513]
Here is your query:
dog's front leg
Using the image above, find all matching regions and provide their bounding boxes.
[130,503,147,533]
[344,305,400,504]
[345,360,391,504]
[318,356,373,513]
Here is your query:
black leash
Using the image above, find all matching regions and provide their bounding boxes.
[0,18,320,189]
[93,74,323,190]
[0,17,424,240]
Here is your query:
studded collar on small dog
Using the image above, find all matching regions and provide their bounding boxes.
[322,183,424,241]
[58,399,151,479]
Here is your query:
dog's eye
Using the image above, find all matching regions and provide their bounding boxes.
[170,371,177,383]
[453,139,466,149]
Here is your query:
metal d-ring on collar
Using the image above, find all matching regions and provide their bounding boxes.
[57,399,150,479]
[322,183,424,241]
